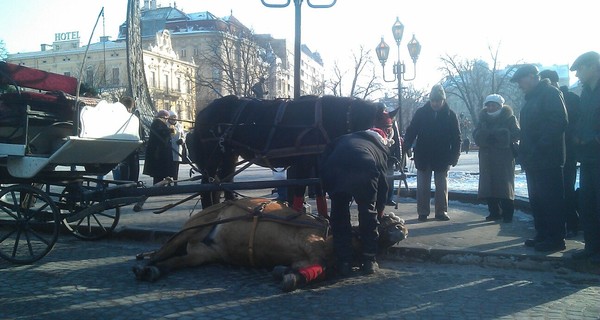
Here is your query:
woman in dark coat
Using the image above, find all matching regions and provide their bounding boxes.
[473,94,520,222]
[143,110,173,184]
[320,127,391,276]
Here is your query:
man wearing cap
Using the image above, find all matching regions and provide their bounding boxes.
[320,124,392,276]
[511,64,568,252]
[403,84,461,222]
[540,69,581,238]
[569,51,600,264]
[473,94,520,223]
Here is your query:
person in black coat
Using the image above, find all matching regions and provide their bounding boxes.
[511,64,568,253]
[403,85,461,222]
[143,110,173,184]
[320,127,391,276]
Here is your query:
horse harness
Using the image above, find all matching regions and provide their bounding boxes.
[213,97,361,167]
[158,199,330,267]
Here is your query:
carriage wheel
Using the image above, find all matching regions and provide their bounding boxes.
[0,184,60,264]
[59,186,120,241]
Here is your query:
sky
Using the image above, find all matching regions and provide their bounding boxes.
[1,0,598,91]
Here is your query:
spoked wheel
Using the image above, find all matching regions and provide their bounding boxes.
[59,184,120,240]
[0,184,60,264]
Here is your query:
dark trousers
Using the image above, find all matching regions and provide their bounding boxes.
[525,167,566,243]
[487,197,514,220]
[579,163,600,253]
[329,193,379,263]
[564,160,579,232]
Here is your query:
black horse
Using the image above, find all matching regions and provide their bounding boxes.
[190,95,395,215]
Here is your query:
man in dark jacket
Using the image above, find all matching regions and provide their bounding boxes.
[320,127,391,276]
[143,110,173,184]
[511,64,568,252]
[540,69,581,238]
[403,84,461,222]
[569,51,600,264]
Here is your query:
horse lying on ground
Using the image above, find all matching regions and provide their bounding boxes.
[132,197,408,292]
[190,95,397,215]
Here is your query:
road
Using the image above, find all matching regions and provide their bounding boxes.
[1,236,598,320]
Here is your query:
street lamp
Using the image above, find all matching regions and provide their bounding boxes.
[261,0,336,99]
[375,17,421,135]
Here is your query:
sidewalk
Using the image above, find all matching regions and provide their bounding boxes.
[107,159,596,275]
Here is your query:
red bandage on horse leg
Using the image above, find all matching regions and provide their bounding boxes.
[297,264,324,283]
[316,196,328,218]
[292,195,304,212]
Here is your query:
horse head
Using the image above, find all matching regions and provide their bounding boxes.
[377,212,408,249]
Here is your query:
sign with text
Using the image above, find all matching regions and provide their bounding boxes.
[54,31,80,42]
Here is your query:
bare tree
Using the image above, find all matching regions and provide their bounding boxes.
[195,30,270,99]
[326,46,383,99]
[0,40,7,61]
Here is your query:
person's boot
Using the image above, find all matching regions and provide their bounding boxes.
[485,214,501,221]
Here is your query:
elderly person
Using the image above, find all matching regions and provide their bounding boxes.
[570,51,600,264]
[473,94,520,223]
[511,64,568,252]
[403,84,461,222]
[143,110,172,184]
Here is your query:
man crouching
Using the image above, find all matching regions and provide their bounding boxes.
[320,113,394,276]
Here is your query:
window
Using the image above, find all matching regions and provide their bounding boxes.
[86,69,94,86]
[177,78,181,92]
[164,75,169,92]
[151,72,156,88]
[111,68,120,85]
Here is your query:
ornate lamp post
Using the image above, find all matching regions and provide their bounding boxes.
[375,17,421,134]
[261,0,336,99]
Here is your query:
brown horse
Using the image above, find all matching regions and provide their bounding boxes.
[132,197,408,292]
[190,95,396,215]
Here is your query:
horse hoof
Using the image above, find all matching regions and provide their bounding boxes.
[133,204,143,212]
[281,273,298,292]
[135,253,145,260]
[272,265,290,281]
[132,265,144,280]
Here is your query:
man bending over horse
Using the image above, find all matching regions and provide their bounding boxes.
[320,114,393,276]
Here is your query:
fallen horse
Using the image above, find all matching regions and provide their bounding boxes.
[132,197,408,292]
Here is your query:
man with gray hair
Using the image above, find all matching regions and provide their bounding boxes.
[569,51,600,264]
[403,84,461,222]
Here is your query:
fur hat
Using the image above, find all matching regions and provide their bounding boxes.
[430,84,446,101]
[570,51,600,71]
[483,94,505,107]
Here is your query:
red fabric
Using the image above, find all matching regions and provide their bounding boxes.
[298,264,324,282]
[1,62,77,94]
[369,127,387,139]
[316,196,328,218]
[292,195,304,212]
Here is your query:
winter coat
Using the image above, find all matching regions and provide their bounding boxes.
[574,81,600,164]
[518,79,568,171]
[143,118,173,179]
[169,121,186,163]
[403,101,461,171]
[473,105,520,200]
[320,130,390,214]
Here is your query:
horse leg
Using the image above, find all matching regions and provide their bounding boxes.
[281,264,325,292]
[220,153,238,201]
[314,184,329,218]
[286,166,306,212]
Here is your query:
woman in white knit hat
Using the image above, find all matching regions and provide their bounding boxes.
[473,94,520,222]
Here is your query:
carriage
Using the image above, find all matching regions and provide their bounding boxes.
[0,62,144,264]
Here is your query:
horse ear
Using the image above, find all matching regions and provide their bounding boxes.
[388,108,400,118]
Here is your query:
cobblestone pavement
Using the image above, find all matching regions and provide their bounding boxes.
[1,236,599,320]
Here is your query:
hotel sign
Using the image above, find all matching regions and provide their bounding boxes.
[55,31,80,42]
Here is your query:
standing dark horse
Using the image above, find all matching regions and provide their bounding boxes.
[190,95,396,215]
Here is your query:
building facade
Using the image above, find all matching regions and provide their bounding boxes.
[6,30,197,131]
